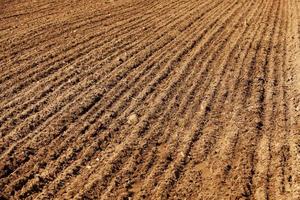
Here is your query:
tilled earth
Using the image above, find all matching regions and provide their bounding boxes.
[0,0,300,199]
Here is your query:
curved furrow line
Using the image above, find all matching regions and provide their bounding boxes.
[166,3,270,198]
[206,4,273,198]
[253,0,287,198]
[4,0,232,197]
[223,0,273,198]
[202,0,271,196]
[171,0,272,197]
[237,0,282,198]
[212,1,272,192]
[169,0,272,198]
[202,0,275,198]
[218,0,280,198]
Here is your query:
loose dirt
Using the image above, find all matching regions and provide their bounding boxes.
[0,0,299,199]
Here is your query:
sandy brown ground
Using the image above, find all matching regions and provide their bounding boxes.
[0,0,299,199]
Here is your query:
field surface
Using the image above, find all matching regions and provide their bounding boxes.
[0,0,300,199]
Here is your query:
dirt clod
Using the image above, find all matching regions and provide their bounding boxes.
[127,113,138,125]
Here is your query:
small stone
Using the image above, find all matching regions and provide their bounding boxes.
[127,113,138,125]
[86,165,92,169]
[96,158,100,161]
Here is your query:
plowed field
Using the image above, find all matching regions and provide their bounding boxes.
[0,0,300,199]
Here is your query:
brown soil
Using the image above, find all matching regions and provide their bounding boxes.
[0,0,299,199]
